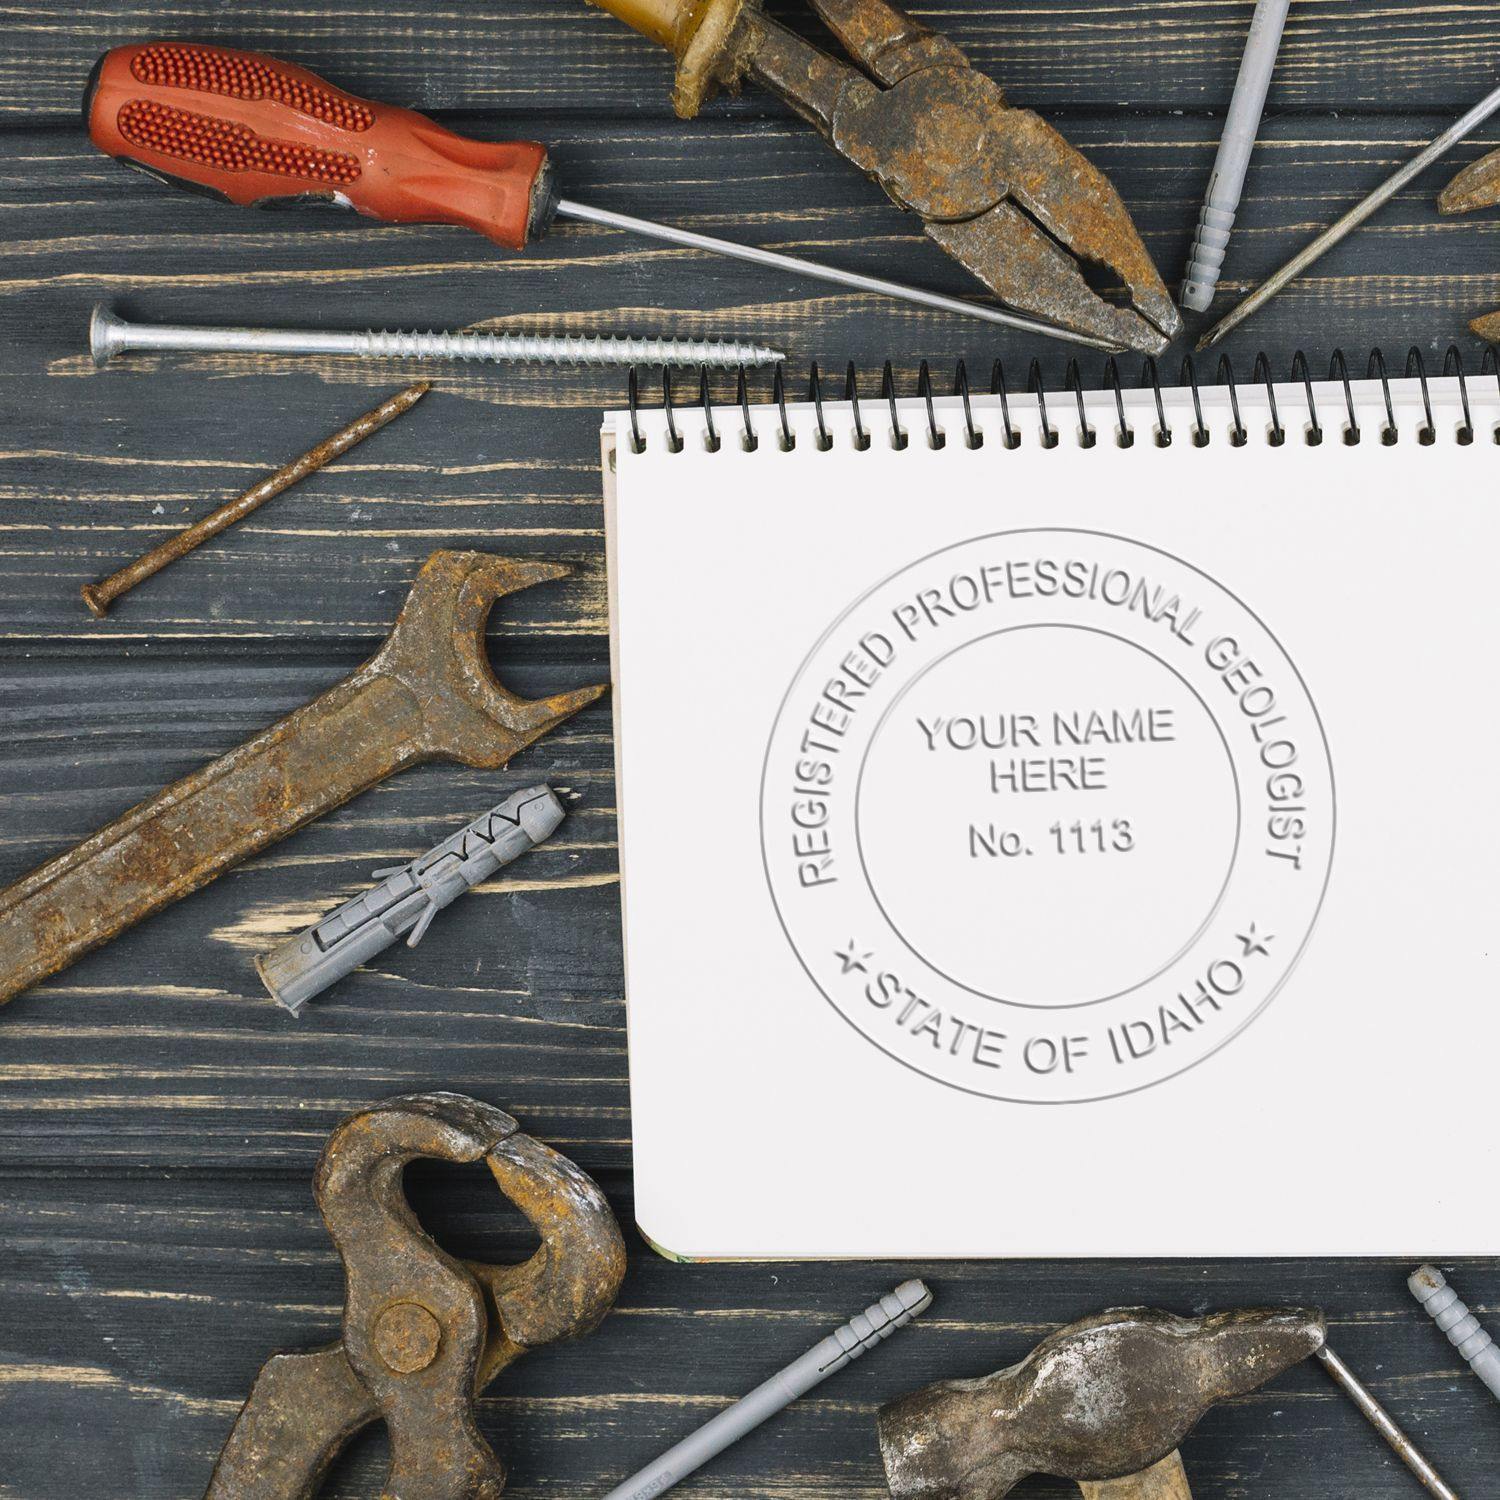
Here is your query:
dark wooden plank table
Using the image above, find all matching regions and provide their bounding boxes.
[1,1,1496,1495]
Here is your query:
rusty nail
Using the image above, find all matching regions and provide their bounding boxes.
[80,381,431,618]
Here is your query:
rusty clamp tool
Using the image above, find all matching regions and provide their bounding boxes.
[588,0,1181,353]
[205,1093,627,1499]
[0,552,604,1007]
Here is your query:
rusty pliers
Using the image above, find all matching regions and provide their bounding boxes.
[590,0,1181,353]
[204,1094,627,1500]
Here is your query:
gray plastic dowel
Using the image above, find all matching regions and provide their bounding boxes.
[256,785,565,1015]
[1181,0,1293,312]
[1410,1264,1500,1403]
[600,1280,932,1500]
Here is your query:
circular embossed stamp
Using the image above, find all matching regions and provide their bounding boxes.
[760,529,1335,1103]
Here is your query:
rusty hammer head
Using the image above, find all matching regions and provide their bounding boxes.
[879,1306,1326,1500]
[372,550,608,770]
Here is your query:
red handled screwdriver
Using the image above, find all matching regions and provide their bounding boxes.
[84,42,1111,349]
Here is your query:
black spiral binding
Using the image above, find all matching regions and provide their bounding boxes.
[627,347,1493,451]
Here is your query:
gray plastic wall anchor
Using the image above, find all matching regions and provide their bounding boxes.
[1180,0,1292,312]
[600,1281,932,1500]
[1409,1264,1500,1403]
[257,785,566,1016]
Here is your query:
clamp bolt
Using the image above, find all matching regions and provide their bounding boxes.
[374,1302,443,1374]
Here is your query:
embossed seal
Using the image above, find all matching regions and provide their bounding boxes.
[760,530,1335,1103]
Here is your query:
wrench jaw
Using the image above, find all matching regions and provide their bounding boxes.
[377,551,610,772]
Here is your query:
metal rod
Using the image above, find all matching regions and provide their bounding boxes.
[1198,79,1500,349]
[80,382,430,618]
[556,198,1120,353]
[1314,1345,1461,1500]
[89,304,783,370]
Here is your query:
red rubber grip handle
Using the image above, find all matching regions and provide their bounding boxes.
[87,42,554,251]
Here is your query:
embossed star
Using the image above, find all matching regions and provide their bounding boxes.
[835,941,873,976]
[1237,924,1274,959]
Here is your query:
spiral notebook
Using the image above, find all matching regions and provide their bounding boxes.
[602,357,1500,1260]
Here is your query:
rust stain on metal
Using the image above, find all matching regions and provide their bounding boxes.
[1440,149,1500,216]
[589,0,1180,352]
[878,1307,1326,1499]
[203,1092,627,1499]
[1439,149,1500,338]
[81,382,431,618]
[0,551,607,1008]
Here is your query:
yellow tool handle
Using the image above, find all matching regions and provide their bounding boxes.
[588,0,753,113]
[590,0,698,50]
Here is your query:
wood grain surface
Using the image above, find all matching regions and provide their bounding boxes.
[0,1,1496,1496]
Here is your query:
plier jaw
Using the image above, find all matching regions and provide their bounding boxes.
[595,0,1180,352]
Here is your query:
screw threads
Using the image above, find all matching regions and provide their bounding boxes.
[352,327,777,368]
[1410,1265,1500,1401]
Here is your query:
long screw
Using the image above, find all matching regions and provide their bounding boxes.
[1314,1344,1461,1500]
[1410,1265,1500,1404]
[89,305,783,371]
[81,383,429,618]
[1197,78,1500,348]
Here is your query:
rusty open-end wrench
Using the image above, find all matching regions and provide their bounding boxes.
[0,552,604,1006]
[204,1092,627,1499]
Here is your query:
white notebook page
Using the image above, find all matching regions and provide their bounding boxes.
[604,372,1499,1259]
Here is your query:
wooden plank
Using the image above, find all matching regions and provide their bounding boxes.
[3,1,1500,1492]
[2,1175,1496,1496]
[2,114,1499,650]
[3,0,1500,121]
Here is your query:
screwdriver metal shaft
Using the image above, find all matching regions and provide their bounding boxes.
[555,199,1119,351]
